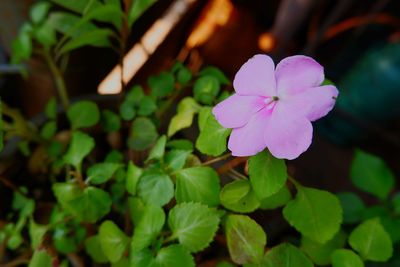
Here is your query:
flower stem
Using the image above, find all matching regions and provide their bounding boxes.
[217,156,248,175]
[42,50,69,110]
[201,153,231,166]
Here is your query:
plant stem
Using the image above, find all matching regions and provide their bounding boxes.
[229,169,248,180]
[287,175,302,188]
[217,157,248,175]
[42,50,69,110]
[75,163,86,189]
[201,153,231,166]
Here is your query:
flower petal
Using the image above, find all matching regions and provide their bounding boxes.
[264,104,313,160]
[213,94,265,128]
[233,54,276,97]
[275,55,324,94]
[284,85,339,121]
[228,108,271,157]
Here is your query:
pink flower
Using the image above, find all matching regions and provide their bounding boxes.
[212,54,338,160]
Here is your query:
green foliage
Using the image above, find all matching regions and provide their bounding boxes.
[331,249,364,267]
[194,76,220,105]
[29,220,48,249]
[168,202,220,252]
[283,186,343,243]
[130,245,195,267]
[126,161,143,195]
[86,162,122,184]
[137,170,174,206]
[138,96,157,116]
[149,72,175,98]
[128,117,158,151]
[63,131,95,167]
[225,214,266,265]
[261,243,313,267]
[337,192,366,224]
[350,150,395,199]
[168,97,201,137]
[220,180,260,213]
[349,218,393,261]
[102,110,121,132]
[249,151,287,199]
[301,230,346,265]
[199,66,230,85]
[85,235,108,263]
[99,221,129,263]
[196,107,231,156]
[147,135,167,161]
[45,98,57,119]
[29,249,53,267]
[175,167,221,206]
[128,0,158,26]
[67,101,100,129]
[259,185,292,210]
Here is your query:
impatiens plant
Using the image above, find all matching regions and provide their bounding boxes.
[0,1,398,267]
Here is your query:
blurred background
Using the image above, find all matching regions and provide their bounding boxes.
[0,0,400,192]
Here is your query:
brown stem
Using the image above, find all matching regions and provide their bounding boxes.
[217,157,248,175]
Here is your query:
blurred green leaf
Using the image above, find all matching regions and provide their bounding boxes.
[128,0,157,26]
[59,28,112,55]
[175,166,220,207]
[40,121,57,139]
[166,139,193,151]
[29,249,53,267]
[165,150,191,171]
[48,12,97,37]
[126,161,143,195]
[83,4,123,29]
[67,101,100,129]
[30,2,51,24]
[259,185,292,210]
[101,110,121,132]
[131,203,165,251]
[63,131,95,167]
[147,135,167,161]
[331,249,364,267]
[225,214,266,265]
[349,218,393,261]
[128,117,158,151]
[11,23,33,64]
[168,202,220,252]
[33,21,57,48]
[301,230,346,266]
[199,66,230,85]
[249,151,287,199]
[283,186,342,243]
[85,235,108,263]
[350,150,395,199]
[128,197,145,226]
[130,245,195,267]
[196,107,230,156]
[86,162,122,184]
[149,72,175,98]
[126,85,144,106]
[336,192,366,224]
[168,97,201,137]
[261,243,313,267]
[194,76,220,105]
[99,221,129,263]
[120,100,136,121]
[137,170,174,206]
[177,66,192,85]
[29,220,48,249]
[220,180,259,213]
[45,98,57,119]
[138,96,157,116]
[51,0,101,14]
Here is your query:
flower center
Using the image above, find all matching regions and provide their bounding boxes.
[263,96,279,110]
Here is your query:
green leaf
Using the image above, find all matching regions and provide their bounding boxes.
[99,221,130,263]
[262,243,313,267]
[165,150,191,171]
[105,150,124,163]
[199,66,230,85]
[138,96,157,116]
[283,186,342,243]
[33,21,57,47]
[40,121,57,139]
[349,218,393,261]
[331,249,364,267]
[83,4,123,29]
[30,2,51,24]
[11,23,32,63]
[53,183,112,223]
[51,0,101,14]
[53,224,85,254]
[126,85,144,106]
[166,139,194,151]
[147,135,167,161]
[45,98,57,119]
[301,230,346,266]
[196,107,231,156]
[59,28,112,55]
[177,66,192,85]
[102,110,121,132]
[249,151,287,199]
[225,214,266,265]
[168,97,201,137]
[259,185,292,210]
[67,101,100,129]
[126,162,143,195]
[29,220,48,249]
[131,204,165,251]
[119,100,136,121]
[63,131,95,167]
[128,197,146,226]
[336,192,365,224]
[350,150,395,199]
[220,180,260,213]
[48,12,97,37]
[175,167,220,207]
[194,76,220,105]
[168,202,220,252]
[153,245,195,267]
[137,170,174,206]
[392,193,400,215]
[128,0,157,26]
[85,235,108,263]
[128,117,158,151]
[29,249,53,267]
[380,216,400,243]
[149,72,175,98]
[86,162,122,184]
